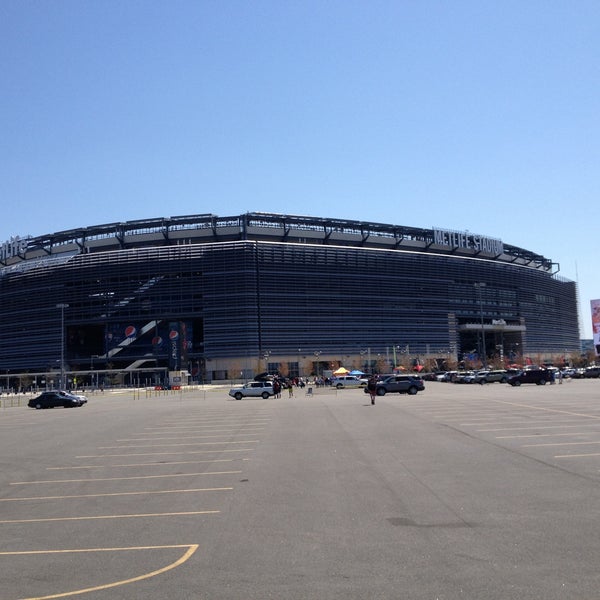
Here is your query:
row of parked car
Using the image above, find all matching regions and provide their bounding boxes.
[431,366,600,386]
[228,364,600,399]
[228,373,426,398]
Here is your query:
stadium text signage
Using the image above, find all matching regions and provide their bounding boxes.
[433,228,503,254]
[0,236,28,261]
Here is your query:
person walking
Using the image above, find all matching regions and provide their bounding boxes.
[367,375,377,405]
[272,379,281,398]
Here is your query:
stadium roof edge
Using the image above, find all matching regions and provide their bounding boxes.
[2,212,556,272]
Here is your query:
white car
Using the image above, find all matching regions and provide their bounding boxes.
[58,390,87,404]
[330,376,366,389]
[228,381,275,400]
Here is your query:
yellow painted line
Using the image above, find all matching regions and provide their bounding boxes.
[11,470,242,485]
[77,448,253,458]
[98,440,259,449]
[13,544,199,599]
[0,487,233,502]
[0,511,218,525]
[0,543,193,555]
[47,458,250,470]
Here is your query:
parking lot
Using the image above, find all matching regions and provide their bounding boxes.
[2,380,600,599]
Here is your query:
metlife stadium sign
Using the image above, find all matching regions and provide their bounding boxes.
[0,236,28,262]
[433,228,504,254]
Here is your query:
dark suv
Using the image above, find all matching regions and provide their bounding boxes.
[507,369,553,386]
[364,374,425,396]
[583,367,600,378]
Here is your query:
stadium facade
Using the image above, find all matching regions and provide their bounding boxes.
[0,212,580,386]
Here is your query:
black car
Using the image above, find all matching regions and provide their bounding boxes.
[583,367,600,378]
[28,391,83,409]
[507,369,553,386]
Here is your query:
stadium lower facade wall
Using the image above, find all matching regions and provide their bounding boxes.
[0,221,580,384]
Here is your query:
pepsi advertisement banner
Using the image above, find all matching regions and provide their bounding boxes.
[105,321,192,364]
[169,322,180,369]
[105,323,140,350]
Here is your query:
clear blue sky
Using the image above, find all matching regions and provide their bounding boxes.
[2,1,598,336]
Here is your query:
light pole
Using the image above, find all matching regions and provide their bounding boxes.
[314,351,322,378]
[90,354,100,388]
[474,283,487,368]
[360,349,367,372]
[263,350,271,372]
[56,303,69,389]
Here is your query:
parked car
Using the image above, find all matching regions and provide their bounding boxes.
[454,371,476,384]
[228,381,275,400]
[364,374,424,396]
[560,368,576,379]
[28,391,84,409]
[440,371,458,382]
[507,369,553,386]
[473,370,509,384]
[331,375,366,389]
[583,366,600,378]
[58,390,88,404]
[421,372,441,381]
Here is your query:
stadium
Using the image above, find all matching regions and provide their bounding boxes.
[0,212,580,388]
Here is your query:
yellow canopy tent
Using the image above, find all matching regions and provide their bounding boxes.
[333,367,349,375]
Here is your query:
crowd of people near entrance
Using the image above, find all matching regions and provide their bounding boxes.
[269,375,346,389]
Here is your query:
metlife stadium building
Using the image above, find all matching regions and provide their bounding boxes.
[0,212,580,385]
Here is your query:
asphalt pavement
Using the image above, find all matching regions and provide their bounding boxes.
[2,380,600,599]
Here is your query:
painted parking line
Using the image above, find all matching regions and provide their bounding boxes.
[144,421,271,430]
[117,430,265,440]
[496,432,598,439]
[47,457,250,470]
[487,399,600,420]
[98,440,260,449]
[0,487,233,502]
[521,440,600,448]
[555,452,600,458]
[0,511,218,524]
[478,423,600,432]
[10,470,243,485]
[3,544,198,599]
[142,426,270,432]
[1,543,196,556]
[77,448,254,458]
